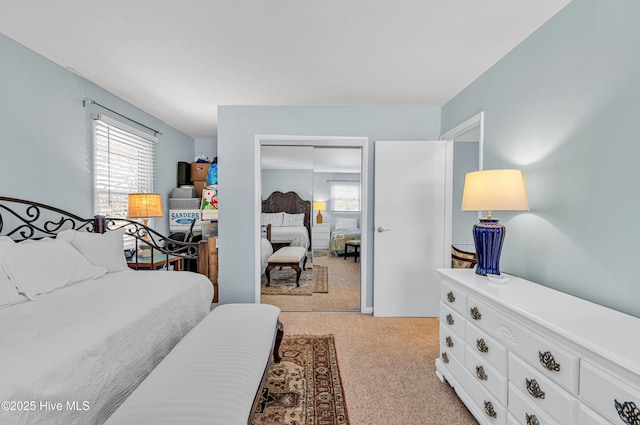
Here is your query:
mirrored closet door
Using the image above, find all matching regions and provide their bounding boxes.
[259,144,362,312]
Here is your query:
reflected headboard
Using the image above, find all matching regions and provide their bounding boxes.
[261,191,311,238]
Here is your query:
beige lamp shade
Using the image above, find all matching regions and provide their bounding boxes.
[461,170,529,215]
[313,201,326,224]
[127,193,164,219]
[313,201,327,211]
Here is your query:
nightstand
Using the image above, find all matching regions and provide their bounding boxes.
[312,223,331,249]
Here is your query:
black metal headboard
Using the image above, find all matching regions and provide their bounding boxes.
[0,197,96,240]
[0,196,198,261]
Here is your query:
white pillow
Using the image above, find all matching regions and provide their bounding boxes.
[58,228,128,273]
[335,217,358,229]
[261,212,284,227]
[0,238,107,300]
[0,237,21,308]
[282,212,305,227]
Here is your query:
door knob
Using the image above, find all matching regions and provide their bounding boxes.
[376,227,391,233]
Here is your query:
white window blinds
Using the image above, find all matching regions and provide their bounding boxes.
[93,115,157,217]
[330,181,361,212]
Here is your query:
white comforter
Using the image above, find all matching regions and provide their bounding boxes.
[269,225,310,249]
[0,270,213,425]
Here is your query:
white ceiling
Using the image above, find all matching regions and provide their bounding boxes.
[0,0,571,138]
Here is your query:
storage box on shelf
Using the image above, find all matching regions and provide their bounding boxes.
[190,162,210,182]
[435,268,640,425]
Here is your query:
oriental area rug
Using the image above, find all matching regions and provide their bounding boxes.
[251,334,349,425]
[261,265,328,296]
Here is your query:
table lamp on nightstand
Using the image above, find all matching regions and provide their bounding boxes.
[127,193,164,256]
[313,201,326,224]
[461,169,529,276]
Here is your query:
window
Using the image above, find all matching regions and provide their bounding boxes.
[330,181,360,212]
[93,114,157,218]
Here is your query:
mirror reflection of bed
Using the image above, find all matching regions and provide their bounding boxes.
[259,145,362,312]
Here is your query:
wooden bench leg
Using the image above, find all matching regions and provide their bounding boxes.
[273,321,284,363]
[265,265,272,286]
[292,265,301,287]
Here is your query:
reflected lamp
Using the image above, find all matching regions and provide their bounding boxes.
[461,170,529,276]
[313,201,326,224]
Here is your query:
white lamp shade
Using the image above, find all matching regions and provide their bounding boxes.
[461,169,529,212]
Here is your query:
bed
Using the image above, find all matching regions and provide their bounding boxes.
[329,217,361,256]
[0,197,213,425]
[261,191,311,250]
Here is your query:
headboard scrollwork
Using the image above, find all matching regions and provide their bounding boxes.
[0,197,96,241]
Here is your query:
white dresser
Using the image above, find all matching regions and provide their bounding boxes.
[312,223,331,249]
[435,269,640,425]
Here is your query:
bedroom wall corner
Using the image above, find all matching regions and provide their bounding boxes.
[0,33,196,234]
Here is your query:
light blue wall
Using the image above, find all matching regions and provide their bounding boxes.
[218,106,441,306]
[441,0,640,317]
[195,137,217,162]
[0,33,195,235]
[261,169,313,201]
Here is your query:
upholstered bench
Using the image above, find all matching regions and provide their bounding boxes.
[265,246,307,287]
[104,303,283,425]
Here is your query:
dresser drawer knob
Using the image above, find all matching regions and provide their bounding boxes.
[484,401,497,418]
[445,336,453,348]
[476,338,489,353]
[446,314,454,325]
[470,306,482,320]
[441,352,449,364]
[614,399,640,425]
[476,365,488,381]
[525,378,546,399]
[447,291,456,303]
[538,351,561,372]
[525,413,540,425]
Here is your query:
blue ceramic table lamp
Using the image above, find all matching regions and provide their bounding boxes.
[461,170,529,276]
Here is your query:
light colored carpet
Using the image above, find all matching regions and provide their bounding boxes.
[276,312,479,425]
[262,250,360,312]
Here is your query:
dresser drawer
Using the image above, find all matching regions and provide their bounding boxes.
[578,404,611,425]
[465,321,508,375]
[580,360,640,425]
[466,346,508,405]
[468,294,579,393]
[508,385,560,425]
[509,353,578,425]
[440,323,465,363]
[440,302,466,339]
[462,364,508,425]
[441,280,468,316]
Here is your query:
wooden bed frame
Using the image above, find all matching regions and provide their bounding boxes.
[261,191,312,243]
[0,196,217,301]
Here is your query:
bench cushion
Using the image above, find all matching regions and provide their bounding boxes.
[268,246,306,263]
[104,303,281,425]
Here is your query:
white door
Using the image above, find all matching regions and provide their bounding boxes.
[373,140,446,316]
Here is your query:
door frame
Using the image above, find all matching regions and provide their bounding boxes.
[254,134,369,313]
[441,111,485,264]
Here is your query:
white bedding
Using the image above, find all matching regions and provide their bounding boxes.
[0,270,213,425]
[269,225,310,249]
[261,238,273,275]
